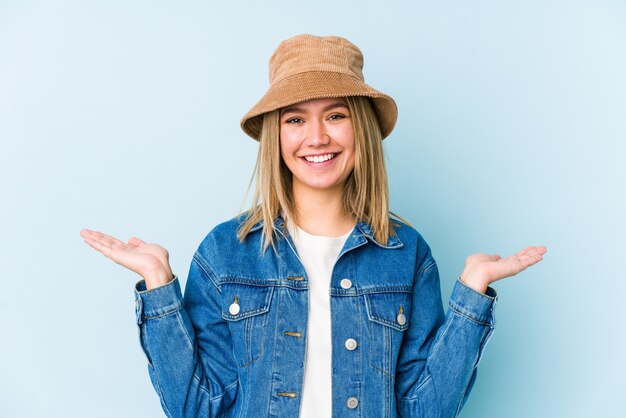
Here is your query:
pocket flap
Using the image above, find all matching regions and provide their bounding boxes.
[364,291,412,331]
[221,283,274,321]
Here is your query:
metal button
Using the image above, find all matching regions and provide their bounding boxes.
[346,396,359,409]
[344,338,357,351]
[229,296,240,315]
[396,305,406,325]
[340,278,353,289]
[229,302,240,315]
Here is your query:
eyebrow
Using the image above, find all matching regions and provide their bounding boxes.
[280,101,348,116]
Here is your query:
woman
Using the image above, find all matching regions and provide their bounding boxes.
[80,34,546,418]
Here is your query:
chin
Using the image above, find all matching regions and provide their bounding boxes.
[302,179,344,191]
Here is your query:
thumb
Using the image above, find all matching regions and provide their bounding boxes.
[128,236,145,247]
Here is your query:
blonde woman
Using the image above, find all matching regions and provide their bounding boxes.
[80,34,546,418]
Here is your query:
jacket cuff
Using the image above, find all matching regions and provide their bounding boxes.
[448,278,498,326]
[134,275,182,324]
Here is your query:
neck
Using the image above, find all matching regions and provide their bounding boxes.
[291,181,355,237]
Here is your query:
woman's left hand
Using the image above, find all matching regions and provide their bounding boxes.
[460,245,547,294]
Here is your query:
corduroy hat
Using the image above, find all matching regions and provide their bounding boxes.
[240,34,398,141]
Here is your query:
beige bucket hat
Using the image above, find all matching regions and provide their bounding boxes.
[240,34,398,140]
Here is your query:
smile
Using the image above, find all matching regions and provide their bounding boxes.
[302,153,337,163]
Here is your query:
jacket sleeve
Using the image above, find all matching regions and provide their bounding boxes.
[395,255,497,418]
[134,251,239,418]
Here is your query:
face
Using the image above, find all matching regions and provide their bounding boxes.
[279,97,355,195]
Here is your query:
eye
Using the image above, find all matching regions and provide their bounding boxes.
[285,117,303,124]
[328,113,347,121]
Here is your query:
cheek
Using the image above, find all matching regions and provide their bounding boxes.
[345,153,356,175]
[333,124,355,150]
[278,130,288,157]
[279,133,298,168]
[343,131,356,170]
[342,137,356,164]
[279,127,291,149]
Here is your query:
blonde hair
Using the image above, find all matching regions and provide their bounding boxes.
[237,96,402,250]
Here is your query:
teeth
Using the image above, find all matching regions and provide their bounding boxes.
[304,153,336,163]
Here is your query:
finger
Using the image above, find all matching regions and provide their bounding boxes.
[523,246,547,262]
[515,251,544,269]
[489,246,547,282]
[514,246,535,258]
[84,230,137,261]
[497,252,539,274]
[90,230,127,246]
[491,256,534,280]
[515,245,548,258]
[89,231,134,255]
[83,236,113,258]
[80,228,105,242]
[81,229,122,247]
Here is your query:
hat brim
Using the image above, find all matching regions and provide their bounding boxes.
[240,71,397,140]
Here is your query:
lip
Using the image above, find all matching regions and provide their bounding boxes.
[299,152,341,167]
[299,152,341,158]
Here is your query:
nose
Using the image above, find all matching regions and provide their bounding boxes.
[305,119,330,147]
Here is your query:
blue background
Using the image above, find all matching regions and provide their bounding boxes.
[1,1,624,417]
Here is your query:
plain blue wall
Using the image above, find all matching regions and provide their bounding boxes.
[1,1,624,417]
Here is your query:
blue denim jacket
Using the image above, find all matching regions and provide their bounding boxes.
[134,215,498,418]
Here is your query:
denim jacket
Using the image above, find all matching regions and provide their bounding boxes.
[134,215,498,418]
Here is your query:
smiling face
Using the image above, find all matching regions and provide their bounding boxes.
[279,97,355,197]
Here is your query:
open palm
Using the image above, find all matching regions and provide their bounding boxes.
[80,228,173,288]
[461,245,547,292]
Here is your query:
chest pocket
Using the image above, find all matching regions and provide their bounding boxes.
[364,290,412,377]
[221,282,274,368]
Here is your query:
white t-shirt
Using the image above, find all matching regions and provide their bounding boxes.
[286,222,351,418]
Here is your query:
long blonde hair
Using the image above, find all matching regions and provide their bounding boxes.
[237,96,400,250]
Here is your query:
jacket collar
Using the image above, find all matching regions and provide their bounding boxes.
[248,215,403,249]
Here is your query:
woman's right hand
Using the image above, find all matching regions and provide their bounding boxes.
[80,228,174,290]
